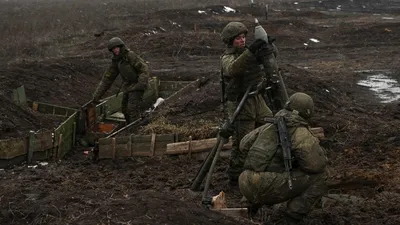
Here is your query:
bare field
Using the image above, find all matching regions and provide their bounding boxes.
[1,0,400,224]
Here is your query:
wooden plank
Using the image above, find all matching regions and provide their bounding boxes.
[116,144,131,158]
[98,137,131,159]
[166,127,324,155]
[188,136,192,159]
[27,131,36,164]
[32,102,39,111]
[310,127,325,139]
[131,134,175,143]
[154,135,176,156]
[34,131,53,152]
[98,138,114,159]
[99,136,130,145]
[128,134,133,156]
[150,133,156,156]
[13,85,26,105]
[0,138,26,159]
[166,137,232,155]
[132,142,151,156]
[98,134,176,158]
[33,101,76,116]
[112,138,116,160]
[54,112,77,158]
[56,133,63,160]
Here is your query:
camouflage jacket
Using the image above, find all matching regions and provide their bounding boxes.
[93,49,149,100]
[221,47,265,101]
[241,109,328,174]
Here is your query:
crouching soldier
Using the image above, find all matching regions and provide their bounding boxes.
[238,92,328,225]
[92,37,149,124]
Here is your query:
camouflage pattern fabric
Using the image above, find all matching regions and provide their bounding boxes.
[93,38,150,124]
[221,43,273,182]
[225,94,273,181]
[239,108,328,221]
[121,91,145,124]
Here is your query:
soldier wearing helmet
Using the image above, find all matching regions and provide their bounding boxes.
[220,21,276,185]
[238,92,328,225]
[92,37,150,124]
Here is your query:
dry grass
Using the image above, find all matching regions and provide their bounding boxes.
[139,116,218,141]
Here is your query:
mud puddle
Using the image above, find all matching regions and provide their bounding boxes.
[357,71,400,103]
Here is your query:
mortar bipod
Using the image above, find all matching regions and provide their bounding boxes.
[189,86,259,204]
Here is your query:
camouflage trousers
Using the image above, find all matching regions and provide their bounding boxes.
[239,169,327,221]
[226,94,273,182]
[121,91,145,124]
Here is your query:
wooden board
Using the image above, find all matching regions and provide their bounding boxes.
[13,85,26,105]
[166,127,325,155]
[310,127,325,139]
[98,134,176,159]
[34,131,53,152]
[55,112,77,159]
[0,138,26,159]
[30,101,76,117]
[166,138,232,155]
[100,93,124,117]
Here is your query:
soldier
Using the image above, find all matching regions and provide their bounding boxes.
[220,21,276,185]
[238,92,328,225]
[92,37,149,124]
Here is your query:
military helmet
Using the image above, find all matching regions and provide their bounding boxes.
[107,37,125,51]
[221,22,248,44]
[284,92,314,119]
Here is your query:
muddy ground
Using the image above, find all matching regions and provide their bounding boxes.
[1,0,400,224]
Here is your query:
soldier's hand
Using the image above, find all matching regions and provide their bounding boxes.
[256,43,274,60]
[248,39,267,55]
[91,97,101,105]
[268,35,276,44]
[219,122,235,139]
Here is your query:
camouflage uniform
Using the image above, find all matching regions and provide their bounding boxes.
[239,93,328,224]
[93,37,149,123]
[220,22,273,183]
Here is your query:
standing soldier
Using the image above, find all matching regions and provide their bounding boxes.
[92,37,149,124]
[239,92,328,225]
[220,21,275,185]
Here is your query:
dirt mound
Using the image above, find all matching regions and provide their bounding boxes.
[0,156,246,225]
[0,57,113,108]
[0,92,62,139]
[1,1,400,224]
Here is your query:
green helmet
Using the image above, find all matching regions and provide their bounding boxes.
[107,37,125,51]
[284,92,314,119]
[221,22,248,44]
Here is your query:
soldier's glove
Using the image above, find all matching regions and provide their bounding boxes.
[256,43,275,62]
[248,39,267,55]
[219,121,235,139]
[91,97,101,105]
[268,35,276,44]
